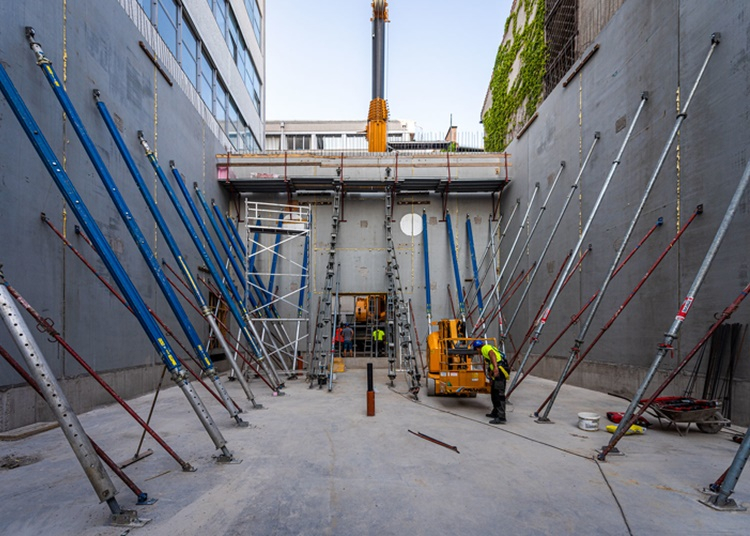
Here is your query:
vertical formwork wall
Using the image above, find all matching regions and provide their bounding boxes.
[0,0,262,431]
[500,0,750,423]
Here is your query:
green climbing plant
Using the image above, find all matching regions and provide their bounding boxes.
[484,0,547,152]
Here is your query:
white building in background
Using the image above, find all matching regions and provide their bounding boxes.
[265,120,485,152]
[265,119,417,152]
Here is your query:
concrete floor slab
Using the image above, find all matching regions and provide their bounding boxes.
[0,368,747,535]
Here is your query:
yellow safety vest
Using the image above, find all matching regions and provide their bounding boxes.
[372,329,384,341]
[481,344,509,380]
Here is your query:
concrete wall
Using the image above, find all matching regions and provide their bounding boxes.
[501,0,750,423]
[0,0,251,431]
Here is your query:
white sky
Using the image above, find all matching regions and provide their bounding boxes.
[264,0,514,135]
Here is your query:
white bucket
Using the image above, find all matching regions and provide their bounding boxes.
[577,412,600,431]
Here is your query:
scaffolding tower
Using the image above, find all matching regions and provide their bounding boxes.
[244,201,311,377]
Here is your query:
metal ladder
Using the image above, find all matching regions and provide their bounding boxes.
[384,189,420,396]
[309,188,342,388]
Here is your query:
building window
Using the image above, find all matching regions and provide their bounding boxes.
[181,20,199,88]
[316,135,345,151]
[244,0,262,45]
[227,10,241,62]
[213,0,227,37]
[242,48,261,112]
[138,0,152,17]
[215,81,227,131]
[346,134,367,151]
[245,131,260,152]
[227,97,241,150]
[157,0,178,57]
[286,135,311,151]
[266,135,281,151]
[199,51,214,110]
[544,0,578,95]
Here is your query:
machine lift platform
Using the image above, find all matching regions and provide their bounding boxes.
[425,319,493,397]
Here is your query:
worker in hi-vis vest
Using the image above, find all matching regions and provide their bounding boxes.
[473,341,509,424]
[372,327,385,356]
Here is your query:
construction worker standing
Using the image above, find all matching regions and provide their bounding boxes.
[372,327,385,356]
[341,323,355,357]
[473,341,510,424]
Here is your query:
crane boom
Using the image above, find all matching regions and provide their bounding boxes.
[367,0,389,152]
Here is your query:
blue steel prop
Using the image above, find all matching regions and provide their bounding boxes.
[208,209,271,377]
[214,204,247,273]
[202,198,247,292]
[227,215,249,257]
[216,207,277,320]
[422,210,432,332]
[94,95,259,411]
[267,214,285,304]
[464,214,505,318]
[226,209,283,320]
[194,188,292,377]
[84,96,244,425]
[6,29,232,462]
[299,229,310,316]
[245,221,269,310]
[135,134,281,392]
[444,212,465,321]
[465,215,484,330]
[293,222,311,370]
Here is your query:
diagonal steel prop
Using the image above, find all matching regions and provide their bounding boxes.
[510,92,650,392]
[600,152,749,462]
[502,134,600,346]
[537,206,702,418]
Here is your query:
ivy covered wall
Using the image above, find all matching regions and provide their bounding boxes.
[483,0,547,152]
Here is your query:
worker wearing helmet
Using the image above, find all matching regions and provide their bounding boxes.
[473,340,509,424]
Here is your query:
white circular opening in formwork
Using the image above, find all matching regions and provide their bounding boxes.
[399,213,423,236]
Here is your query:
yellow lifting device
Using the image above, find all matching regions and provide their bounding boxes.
[425,319,494,397]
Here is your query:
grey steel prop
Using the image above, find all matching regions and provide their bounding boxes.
[509,92,649,395]
[0,277,144,526]
[502,135,599,344]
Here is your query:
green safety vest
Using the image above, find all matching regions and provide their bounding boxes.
[372,329,384,341]
[481,344,509,380]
